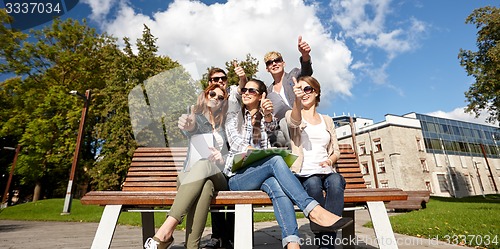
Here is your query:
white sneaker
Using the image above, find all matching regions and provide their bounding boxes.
[144,236,174,249]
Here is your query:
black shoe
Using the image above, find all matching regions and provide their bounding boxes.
[222,239,233,249]
[200,237,222,249]
[310,217,353,233]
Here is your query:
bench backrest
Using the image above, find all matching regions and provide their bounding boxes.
[122,144,365,192]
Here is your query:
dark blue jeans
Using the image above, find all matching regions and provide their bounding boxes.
[297,173,346,248]
[229,155,319,247]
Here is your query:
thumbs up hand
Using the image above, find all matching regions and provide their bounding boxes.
[234,61,246,79]
[260,92,274,117]
[292,77,304,100]
[178,105,196,131]
[298,35,311,61]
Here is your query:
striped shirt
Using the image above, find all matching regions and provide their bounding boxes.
[224,107,277,176]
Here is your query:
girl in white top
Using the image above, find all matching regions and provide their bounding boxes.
[286,75,345,249]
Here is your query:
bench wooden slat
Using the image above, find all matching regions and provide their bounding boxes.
[81,188,407,206]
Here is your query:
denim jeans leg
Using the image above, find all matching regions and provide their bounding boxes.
[261,177,300,247]
[324,173,346,216]
[299,175,325,206]
[261,155,319,214]
[229,155,317,213]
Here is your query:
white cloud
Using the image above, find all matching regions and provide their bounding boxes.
[426,107,498,127]
[82,0,355,101]
[81,0,119,22]
[328,0,428,85]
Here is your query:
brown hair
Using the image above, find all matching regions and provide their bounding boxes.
[208,67,227,79]
[193,84,228,129]
[297,75,321,106]
[241,79,268,145]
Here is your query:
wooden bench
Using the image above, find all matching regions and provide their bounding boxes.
[385,190,431,211]
[81,144,407,249]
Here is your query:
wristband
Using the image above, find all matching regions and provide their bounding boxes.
[326,158,333,166]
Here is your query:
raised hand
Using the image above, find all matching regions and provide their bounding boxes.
[234,61,246,79]
[260,92,273,116]
[298,35,311,61]
[292,77,305,100]
[178,105,196,131]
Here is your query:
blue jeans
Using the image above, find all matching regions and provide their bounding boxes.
[228,155,319,247]
[297,173,346,248]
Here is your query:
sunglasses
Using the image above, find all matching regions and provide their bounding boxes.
[241,87,259,95]
[303,86,315,94]
[208,90,225,101]
[210,76,228,82]
[265,57,283,67]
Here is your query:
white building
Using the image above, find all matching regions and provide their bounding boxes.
[334,113,500,197]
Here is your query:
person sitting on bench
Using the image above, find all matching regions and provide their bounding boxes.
[286,76,346,248]
[224,78,353,249]
[144,84,229,249]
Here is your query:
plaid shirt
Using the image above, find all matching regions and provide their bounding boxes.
[224,107,277,176]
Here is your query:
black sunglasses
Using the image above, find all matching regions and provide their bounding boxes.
[265,57,283,67]
[208,90,225,101]
[210,76,228,82]
[241,87,259,95]
[303,86,315,94]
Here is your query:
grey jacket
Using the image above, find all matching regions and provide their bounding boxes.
[267,57,313,120]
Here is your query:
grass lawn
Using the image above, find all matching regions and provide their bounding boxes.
[384,195,500,249]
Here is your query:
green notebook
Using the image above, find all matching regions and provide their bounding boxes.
[232,148,298,173]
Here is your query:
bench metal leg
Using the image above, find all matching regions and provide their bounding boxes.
[342,209,356,249]
[366,201,398,249]
[141,210,155,245]
[234,204,253,249]
[90,204,122,249]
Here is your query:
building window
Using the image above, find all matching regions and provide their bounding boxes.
[466,175,473,193]
[365,181,372,188]
[451,174,459,190]
[425,181,433,193]
[374,138,382,152]
[359,142,367,155]
[420,159,429,172]
[380,180,389,188]
[377,159,386,173]
[436,174,449,193]
[416,137,424,151]
[361,161,369,175]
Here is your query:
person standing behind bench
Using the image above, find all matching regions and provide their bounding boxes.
[224,79,353,249]
[144,84,230,249]
[286,76,346,248]
[265,35,313,120]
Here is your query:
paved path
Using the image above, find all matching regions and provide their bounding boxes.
[0,209,465,248]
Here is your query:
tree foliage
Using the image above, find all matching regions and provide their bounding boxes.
[0,14,261,198]
[89,26,181,190]
[0,15,117,200]
[459,6,500,124]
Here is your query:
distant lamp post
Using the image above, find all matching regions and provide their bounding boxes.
[1,145,21,209]
[62,89,91,215]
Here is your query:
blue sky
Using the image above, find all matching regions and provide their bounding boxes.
[3,0,499,126]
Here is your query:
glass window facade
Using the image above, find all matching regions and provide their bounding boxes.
[416,114,500,158]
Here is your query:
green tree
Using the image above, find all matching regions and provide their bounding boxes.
[0,17,118,201]
[88,25,185,190]
[459,6,500,124]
